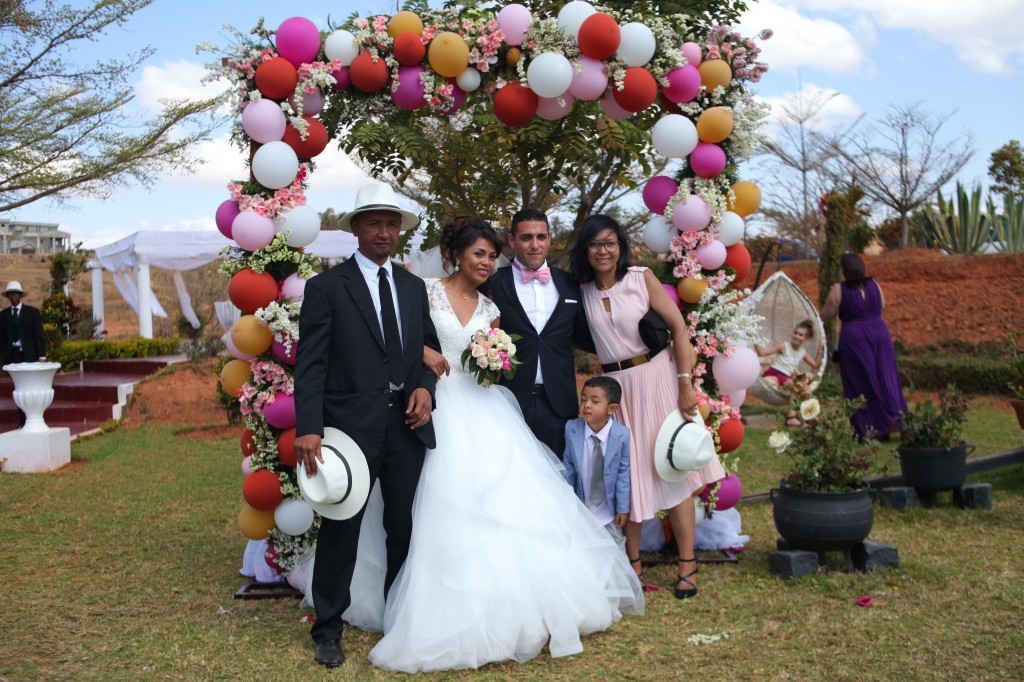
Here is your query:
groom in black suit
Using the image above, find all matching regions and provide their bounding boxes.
[294,184,439,668]
[488,209,592,458]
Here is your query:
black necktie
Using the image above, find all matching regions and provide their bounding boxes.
[378,268,404,387]
[11,307,20,343]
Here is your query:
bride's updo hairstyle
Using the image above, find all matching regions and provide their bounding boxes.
[439,215,503,272]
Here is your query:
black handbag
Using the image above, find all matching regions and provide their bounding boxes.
[638,308,670,355]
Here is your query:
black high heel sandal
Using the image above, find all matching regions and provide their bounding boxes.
[629,555,658,593]
[675,556,698,600]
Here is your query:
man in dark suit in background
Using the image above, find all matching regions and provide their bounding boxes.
[293,184,439,669]
[1,281,48,428]
[487,209,592,458]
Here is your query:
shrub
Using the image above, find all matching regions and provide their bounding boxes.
[47,338,180,371]
[896,349,1010,395]
[897,386,968,449]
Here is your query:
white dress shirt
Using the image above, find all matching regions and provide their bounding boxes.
[581,419,614,526]
[511,258,559,384]
[353,250,404,388]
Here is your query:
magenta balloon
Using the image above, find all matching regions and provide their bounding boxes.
[537,93,574,120]
[276,17,322,67]
[712,345,760,391]
[392,65,426,110]
[642,176,678,215]
[695,239,727,270]
[497,3,533,46]
[663,282,681,307]
[290,88,326,116]
[663,65,701,103]
[331,67,351,90]
[232,211,276,251]
[264,393,296,429]
[690,142,727,178]
[672,195,711,232]
[681,41,703,67]
[215,200,240,238]
[272,339,297,366]
[439,81,467,114]
[701,473,742,511]
[241,98,287,144]
[599,91,631,119]
[568,56,608,100]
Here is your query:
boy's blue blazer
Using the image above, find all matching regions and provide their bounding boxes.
[563,417,631,515]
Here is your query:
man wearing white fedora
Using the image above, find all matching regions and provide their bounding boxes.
[2,281,48,428]
[293,182,440,668]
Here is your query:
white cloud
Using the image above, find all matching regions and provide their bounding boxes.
[737,1,868,74]
[135,60,227,112]
[761,83,863,132]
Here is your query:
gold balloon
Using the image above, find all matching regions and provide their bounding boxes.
[231,315,273,357]
[698,59,732,93]
[220,358,253,396]
[728,181,762,218]
[697,402,711,421]
[506,47,522,67]
[238,504,276,540]
[677,277,709,305]
[428,31,470,78]
[696,106,735,143]
[388,10,424,37]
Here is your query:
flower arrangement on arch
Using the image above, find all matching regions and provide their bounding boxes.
[461,328,521,387]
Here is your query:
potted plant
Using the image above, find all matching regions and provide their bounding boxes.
[1006,333,1024,430]
[768,397,877,553]
[895,386,971,493]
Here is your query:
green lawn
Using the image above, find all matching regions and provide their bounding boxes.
[1,408,1022,681]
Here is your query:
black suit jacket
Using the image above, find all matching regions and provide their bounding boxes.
[487,265,592,419]
[294,258,439,455]
[0,304,47,364]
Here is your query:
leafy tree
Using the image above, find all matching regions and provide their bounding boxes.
[988,140,1024,195]
[0,0,221,213]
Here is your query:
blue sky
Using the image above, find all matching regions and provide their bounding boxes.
[13,0,1024,248]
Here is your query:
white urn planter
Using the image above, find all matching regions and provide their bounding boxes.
[4,361,62,433]
[1,361,70,473]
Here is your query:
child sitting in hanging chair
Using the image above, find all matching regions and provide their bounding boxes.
[755,319,825,425]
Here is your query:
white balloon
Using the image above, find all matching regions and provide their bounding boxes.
[526,52,573,99]
[251,141,299,190]
[276,204,321,248]
[617,22,656,67]
[718,211,745,246]
[456,67,482,93]
[556,0,596,39]
[651,114,698,159]
[643,215,673,253]
[324,30,359,65]
[274,498,315,536]
[694,497,706,527]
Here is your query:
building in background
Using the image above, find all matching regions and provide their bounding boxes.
[0,220,71,255]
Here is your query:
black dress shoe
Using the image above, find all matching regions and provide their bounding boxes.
[314,641,345,668]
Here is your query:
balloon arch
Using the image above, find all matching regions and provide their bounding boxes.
[209,2,771,579]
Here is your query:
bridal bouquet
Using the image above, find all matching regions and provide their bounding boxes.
[461,328,521,387]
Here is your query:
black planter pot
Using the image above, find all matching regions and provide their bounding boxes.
[771,484,874,553]
[897,442,972,493]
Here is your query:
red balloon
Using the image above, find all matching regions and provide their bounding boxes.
[282,117,329,158]
[577,13,620,60]
[277,428,297,467]
[255,57,298,100]
[228,268,279,314]
[492,81,538,127]
[724,242,751,283]
[657,92,682,115]
[349,53,389,93]
[612,67,657,113]
[242,469,284,511]
[393,32,427,66]
[241,428,257,458]
[716,418,745,454]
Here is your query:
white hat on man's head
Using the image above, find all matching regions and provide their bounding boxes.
[4,281,25,295]
[296,427,371,520]
[338,183,420,233]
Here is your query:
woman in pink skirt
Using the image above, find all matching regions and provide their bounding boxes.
[570,214,725,599]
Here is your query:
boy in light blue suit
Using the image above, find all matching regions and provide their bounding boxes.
[563,376,631,549]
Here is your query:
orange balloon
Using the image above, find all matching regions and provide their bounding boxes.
[716,417,745,453]
[697,107,735,143]
[238,504,276,540]
[255,57,298,100]
[220,358,253,396]
[388,10,423,37]
[231,315,273,356]
[505,47,522,67]
[428,31,470,78]
[677,277,709,305]
[393,31,427,66]
[349,53,389,93]
[698,59,732,93]
[698,402,711,421]
[493,81,538,127]
[728,181,762,217]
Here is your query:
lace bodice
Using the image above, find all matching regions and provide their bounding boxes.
[425,278,501,370]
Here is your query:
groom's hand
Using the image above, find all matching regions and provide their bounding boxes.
[295,434,324,476]
[405,388,432,429]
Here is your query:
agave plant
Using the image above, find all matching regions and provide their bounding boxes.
[921,182,990,253]
[988,192,1024,253]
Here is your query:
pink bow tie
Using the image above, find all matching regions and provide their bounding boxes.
[514,261,551,284]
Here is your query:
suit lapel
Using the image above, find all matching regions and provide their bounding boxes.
[341,259,385,351]
[539,268,568,334]
[394,265,416,358]
[495,266,531,329]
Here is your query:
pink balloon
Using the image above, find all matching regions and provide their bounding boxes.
[242,98,287,144]
[276,17,322,68]
[681,41,703,67]
[726,389,746,408]
[232,211,276,251]
[643,176,678,215]
[272,339,297,366]
[289,88,326,116]
[599,91,631,119]
[537,92,574,120]
[241,455,253,476]
[497,3,532,46]
[712,345,761,391]
[392,65,427,110]
[569,56,608,100]
[438,81,467,114]
[215,200,240,239]
[663,282,681,307]
[701,473,742,511]
[280,272,310,302]
[331,67,351,90]
[264,393,296,429]
[690,142,727,178]
[672,195,711,232]
[663,65,701,103]
[695,239,727,270]
[223,332,255,361]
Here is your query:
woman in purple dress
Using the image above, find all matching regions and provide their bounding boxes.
[821,253,907,437]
